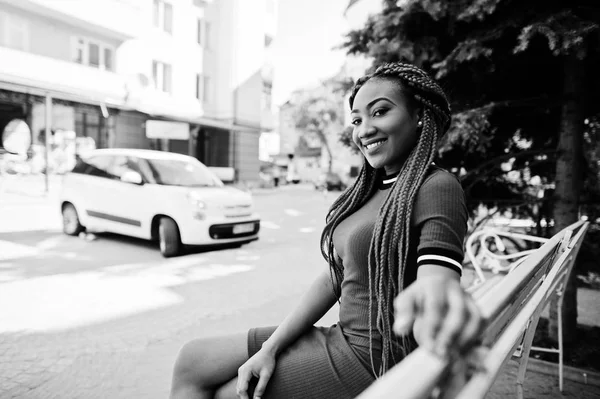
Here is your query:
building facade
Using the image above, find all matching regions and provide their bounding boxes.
[0,0,276,183]
[342,0,383,128]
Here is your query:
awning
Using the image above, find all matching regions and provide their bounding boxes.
[0,80,263,134]
[0,80,127,110]
[139,111,262,134]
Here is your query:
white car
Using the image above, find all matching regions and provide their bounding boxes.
[60,149,260,257]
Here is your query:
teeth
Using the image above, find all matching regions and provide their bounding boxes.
[365,140,385,150]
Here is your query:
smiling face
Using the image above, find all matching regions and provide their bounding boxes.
[350,78,420,175]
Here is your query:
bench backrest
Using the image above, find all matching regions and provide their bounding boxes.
[355,220,589,399]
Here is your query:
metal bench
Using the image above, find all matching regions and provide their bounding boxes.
[465,227,550,284]
[356,220,589,399]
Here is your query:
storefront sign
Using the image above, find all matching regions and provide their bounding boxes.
[146,120,190,140]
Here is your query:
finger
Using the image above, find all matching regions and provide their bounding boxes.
[253,369,272,399]
[433,286,467,358]
[236,368,250,399]
[393,283,418,335]
[412,317,426,346]
[419,283,446,352]
[456,297,484,350]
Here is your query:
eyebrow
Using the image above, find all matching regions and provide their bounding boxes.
[351,97,396,114]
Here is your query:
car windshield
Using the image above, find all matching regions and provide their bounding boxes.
[145,158,223,187]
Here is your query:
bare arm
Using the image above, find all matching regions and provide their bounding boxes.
[261,269,338,356]
[236,270,338,398]
[394,265,483,358]
[393,171,481,357]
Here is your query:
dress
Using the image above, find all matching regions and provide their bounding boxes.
[247,167,468,399]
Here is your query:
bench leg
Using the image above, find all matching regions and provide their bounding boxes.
[558,295,564,392]
[516,314,543,399]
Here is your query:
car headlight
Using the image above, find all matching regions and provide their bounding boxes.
[187,192,206,209]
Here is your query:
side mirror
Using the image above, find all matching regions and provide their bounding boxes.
[121,170,143,185]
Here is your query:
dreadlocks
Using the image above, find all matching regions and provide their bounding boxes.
[319,62,451,376]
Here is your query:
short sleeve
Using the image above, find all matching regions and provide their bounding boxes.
[411,169,468,275]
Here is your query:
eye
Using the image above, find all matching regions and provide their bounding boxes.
[373,108,388,117]
[351,118,361,126]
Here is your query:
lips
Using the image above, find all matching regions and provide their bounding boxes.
[364,139,387,151]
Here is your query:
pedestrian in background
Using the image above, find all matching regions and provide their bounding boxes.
[272,166,280,188]
[169,62,483,399]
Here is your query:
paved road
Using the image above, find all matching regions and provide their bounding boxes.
[0,183,598,398]
[0,184,343,398]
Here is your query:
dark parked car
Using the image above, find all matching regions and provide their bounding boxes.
[314,172,347,191]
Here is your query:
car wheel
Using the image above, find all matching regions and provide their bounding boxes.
[62,203,84,236]
[158,217,181,258]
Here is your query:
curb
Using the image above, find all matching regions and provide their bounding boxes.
[526,357,600,387]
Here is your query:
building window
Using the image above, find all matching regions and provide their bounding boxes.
[74,38,85,63]
[262,86,272,110]
[88,43,100,67]
[104,47,113,71]
[195,74,201,100]
[153,0,173,34]
[163,3,173,34]
[71,37,114,71]
[196,73,211,103]
[0,11,29,51]
[153,61,172,94]
[153,0,159,26]
[197,18,210,48]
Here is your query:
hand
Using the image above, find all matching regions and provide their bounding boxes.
[393,275,484,359]
[236,348,276,399]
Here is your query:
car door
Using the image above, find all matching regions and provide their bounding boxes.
[98,155,150,238]
[77,154,119,232]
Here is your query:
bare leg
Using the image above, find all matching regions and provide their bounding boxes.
[170,332,249,399]
[214,378,241,399]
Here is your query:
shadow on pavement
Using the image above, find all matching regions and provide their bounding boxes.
[95,232,254,256]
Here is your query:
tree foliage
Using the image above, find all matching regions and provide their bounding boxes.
[290,77,351,171]
[342,0,600,216]
[341,0,600,342]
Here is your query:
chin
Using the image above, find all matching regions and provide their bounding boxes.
[364,156,386,170]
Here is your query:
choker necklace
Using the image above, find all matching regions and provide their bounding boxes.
[379,171,399,190]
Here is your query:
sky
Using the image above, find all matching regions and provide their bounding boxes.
[271,0,352,106]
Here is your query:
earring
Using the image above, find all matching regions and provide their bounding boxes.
[417,120,423,128]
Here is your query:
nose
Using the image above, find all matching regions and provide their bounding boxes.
[356,122,377,142]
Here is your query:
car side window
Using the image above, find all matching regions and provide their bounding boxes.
[136,158,157,184]
[74,155,113,179]
[71,158,89,174]
[106,155,142,180]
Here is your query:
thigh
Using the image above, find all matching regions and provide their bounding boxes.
[173,332,249,390]
[244,326,375,399]
[214,378,239,399]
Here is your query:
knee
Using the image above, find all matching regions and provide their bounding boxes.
[172,339,209,386]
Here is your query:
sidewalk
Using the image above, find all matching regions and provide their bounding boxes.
[488,358,600,398]
[0,174,61,199]
[1,175,599,398]
[0,174,62,234]
[13,291,598,399]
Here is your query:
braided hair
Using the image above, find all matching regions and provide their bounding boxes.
[320,62,451,376]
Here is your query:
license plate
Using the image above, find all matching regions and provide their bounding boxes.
[233,223,254,235]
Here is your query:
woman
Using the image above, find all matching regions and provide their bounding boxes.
[170,62,483,399]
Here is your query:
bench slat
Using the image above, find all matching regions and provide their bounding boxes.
[355,220,589,399]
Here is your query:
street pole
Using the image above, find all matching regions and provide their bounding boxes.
[45,94,52,194]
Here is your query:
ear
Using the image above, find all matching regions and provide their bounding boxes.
[413,108,423,128]
[415,107,423,121]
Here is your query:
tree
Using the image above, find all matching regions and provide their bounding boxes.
[341,0,600,343]
[291,77,350,172]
